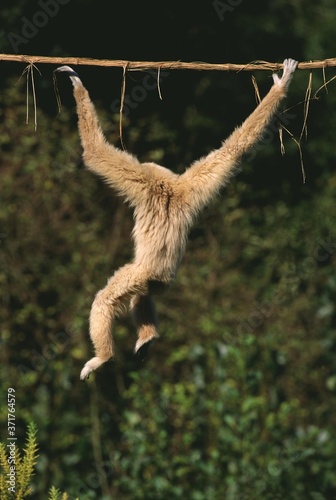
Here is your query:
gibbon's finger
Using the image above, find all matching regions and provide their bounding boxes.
[54,65,79,76]
[281,58,298,81]
[272,58,298,87]
[283,58,299,72]
[54,65,82,86]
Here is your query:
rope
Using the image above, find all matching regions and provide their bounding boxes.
[1,53,336,71]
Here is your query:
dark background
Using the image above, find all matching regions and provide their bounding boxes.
[1,0,336,498]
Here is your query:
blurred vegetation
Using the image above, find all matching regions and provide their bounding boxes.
[1,0,336,498]
[0,423,73,499]
[0,422,38,499]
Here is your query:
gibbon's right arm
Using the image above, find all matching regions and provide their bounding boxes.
[55,66,151,205]
[180,58,298,215]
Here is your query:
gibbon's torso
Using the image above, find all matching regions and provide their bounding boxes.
[132,163,192,283]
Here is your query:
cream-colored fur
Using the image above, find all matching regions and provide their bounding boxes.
[56,59,298,380]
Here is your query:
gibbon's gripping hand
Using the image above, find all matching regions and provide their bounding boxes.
[272,58,298,89]
[54,65,82,88]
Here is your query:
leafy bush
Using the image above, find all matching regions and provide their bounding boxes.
[0,423,74,499]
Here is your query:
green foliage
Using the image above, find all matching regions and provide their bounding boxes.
[48,486,71,500]
[0,423,76,500]
[1,2,336,498]
[108,340,336,499]
[0,422,38,499]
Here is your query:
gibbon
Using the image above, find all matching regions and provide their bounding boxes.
[55,58,298,380]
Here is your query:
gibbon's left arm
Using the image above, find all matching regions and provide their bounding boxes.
[55,66,151,206]
[179,58,298,214]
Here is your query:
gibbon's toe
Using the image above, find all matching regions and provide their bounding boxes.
[79,356,107,380]
[134,336,158,362]
[80,365,92,381]
[134,342,151,362]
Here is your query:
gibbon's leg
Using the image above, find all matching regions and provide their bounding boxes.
[130,294,159,360]
[80,263,150,380]
[180,58,298,212]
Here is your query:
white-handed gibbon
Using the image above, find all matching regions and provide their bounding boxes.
[55,58,298,380]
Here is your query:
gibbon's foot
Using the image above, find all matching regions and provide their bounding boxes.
[80,356,108,380]
[54,65,82,87]
[134,335,159,362]
[272,58,298,87]
[135,341,152,362]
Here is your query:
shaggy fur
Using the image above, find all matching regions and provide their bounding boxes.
[55,59,298,380]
